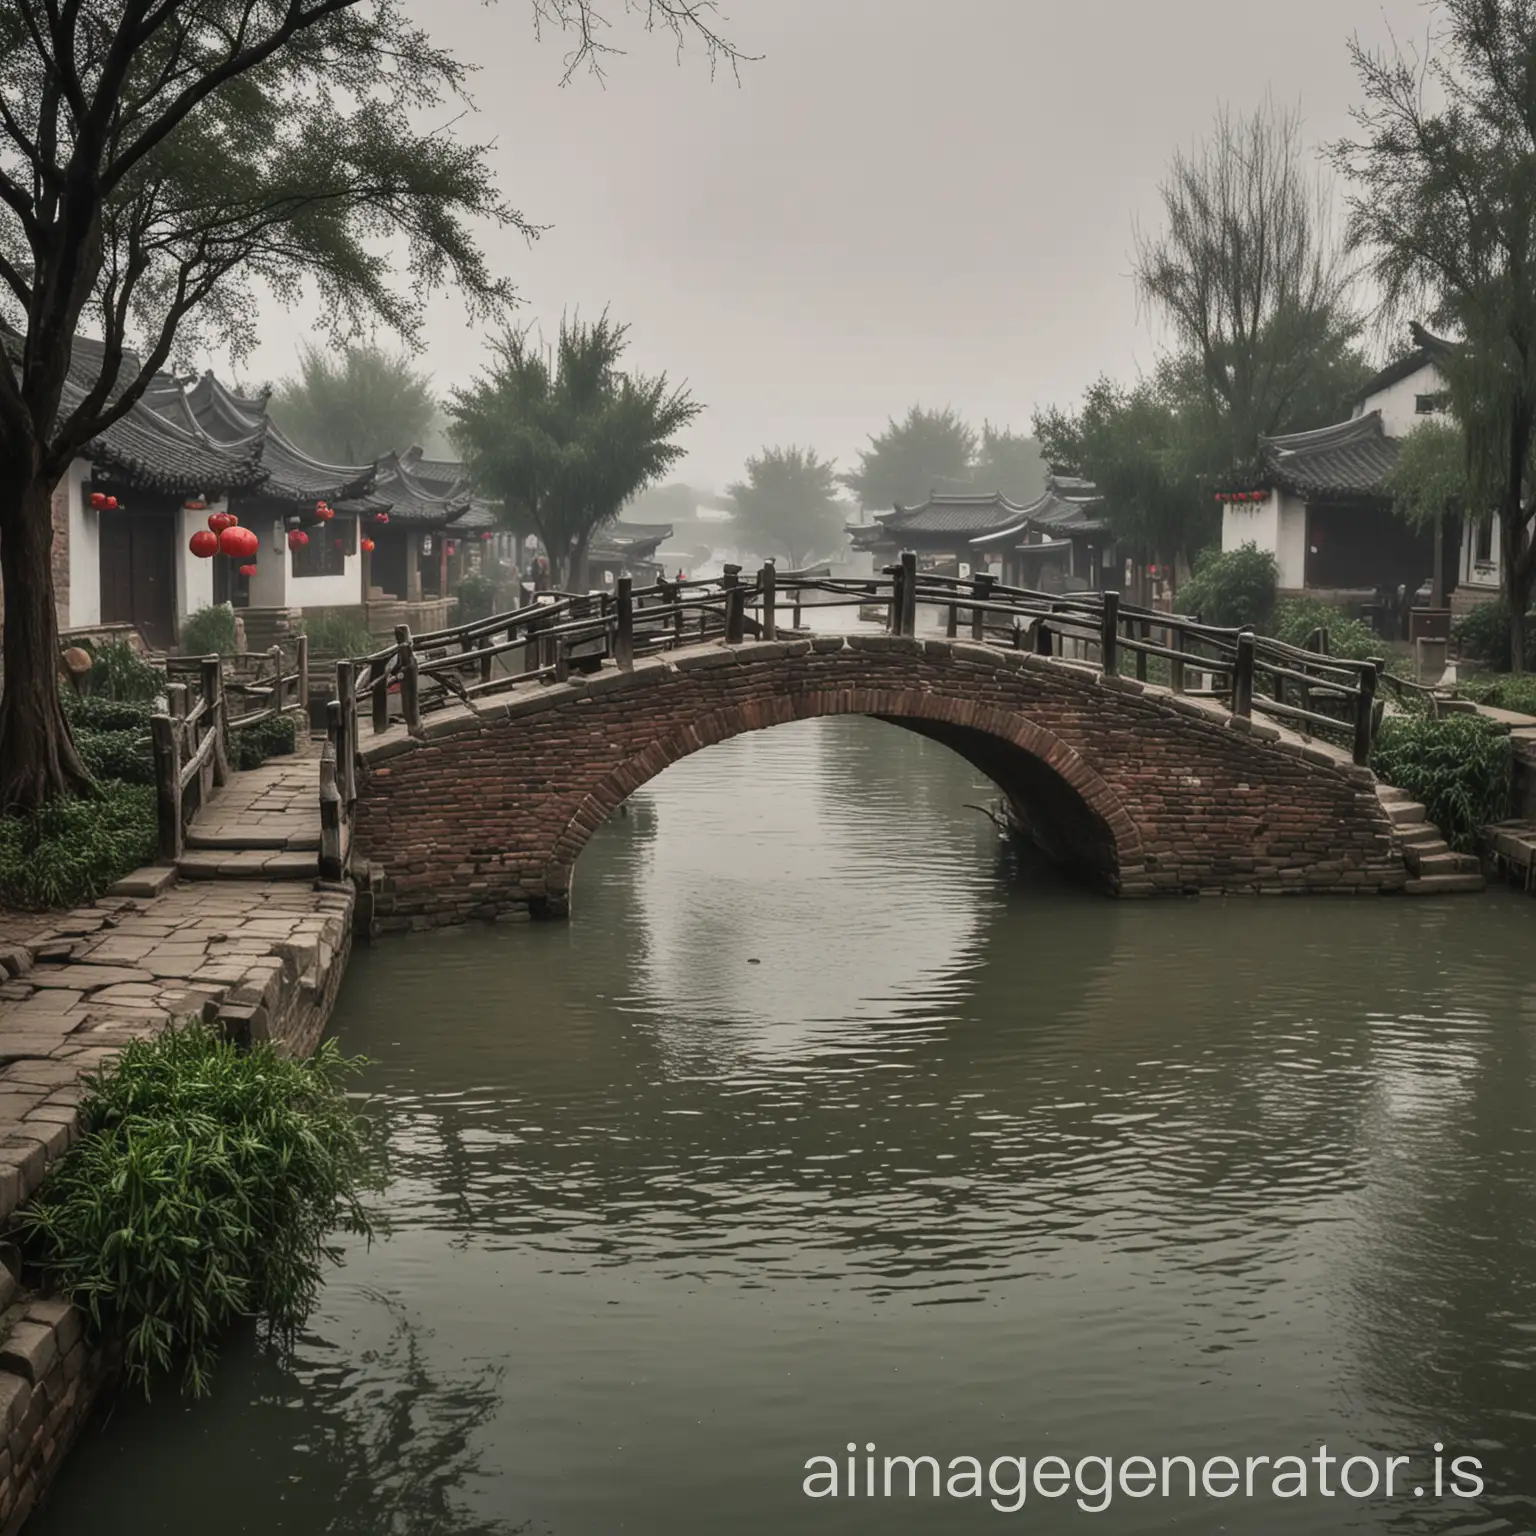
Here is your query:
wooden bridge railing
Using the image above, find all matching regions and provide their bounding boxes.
[331,551,1385,769]
[151,656,231,860]
[166,637,309,728]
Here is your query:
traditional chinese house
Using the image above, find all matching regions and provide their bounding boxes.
[968,475,1120,593]
[36,339,264,651]
[588,521,675,587]
[846,491,1033,576]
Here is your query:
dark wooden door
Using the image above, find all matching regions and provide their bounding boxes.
[99,512,176,650]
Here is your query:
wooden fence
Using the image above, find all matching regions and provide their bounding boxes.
[333,553,1387,766]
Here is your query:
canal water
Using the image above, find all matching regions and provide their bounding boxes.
[33,715,1536,1535]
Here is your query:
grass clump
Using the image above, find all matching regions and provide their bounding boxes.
[1370,713,1513,853]
[179,603,238,657]
[299,608,375,659]
[0,783,158,909]
[11,1023,382,1397]
[1455,673,1536,718]
[230,710,299,770]
[82,639,163,702]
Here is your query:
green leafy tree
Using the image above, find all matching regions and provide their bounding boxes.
[449,314,701,589]
[1332,2,1536,669]
[0,0,743,810]
[1385,417,1474,605]
[840,405,977,511]
[970,422,1046,502]
[1134,97,1369,468]
[269,343,442,466]
[727,446,845,568]
[1033,358,1224,574]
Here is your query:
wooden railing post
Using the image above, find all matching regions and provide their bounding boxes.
[898,549,918,636]
[151,713,182,861]
[725,583,747,644]
[615,575,634,666]
[201,656,231,787]
[266,646,282,713]
[1169,624,1186,696]
[1232,630,1256,718]
[553,635,571,682]
[946,600,958,638]
[887,560,903,634]
[1034,617,1053,656]
[1354,661,1379,766]
[369,655,389,734]
[478,634,494,684]
[318,741,343,882]
[759,563,776,642]
[395,624,421,734]
[335,660,357,806]
[296,633,310,714]
[792,586,802,631]
[1135,620,1148,682]
[970,571,994,640]
[1099,591,1120,675]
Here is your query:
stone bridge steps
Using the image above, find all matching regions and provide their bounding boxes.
[1376,786,1485,895]
[178,755,322,886]
[177,849,320,881]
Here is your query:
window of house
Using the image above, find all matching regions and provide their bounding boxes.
[1415,392,1449,414]
[291,515,356,579]
[1475,520,1494,564]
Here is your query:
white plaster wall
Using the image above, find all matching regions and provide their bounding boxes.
[247,515,291,608]
[1276,494,1308,590]
[1355,361,1448,436]
[66,460,100,627]
[1221,497,1279,559]
[176,501,218,626]
[288,517,364,609]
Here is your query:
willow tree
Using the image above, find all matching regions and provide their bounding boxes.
[270,343,442,466]
[0,0,743,810]
[1332,1,1536,670]
[1133,97,1368,468]
[449,314,700,589]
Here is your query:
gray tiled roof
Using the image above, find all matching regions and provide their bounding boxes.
[1260,411,1400,499]
[183,373,385,508]
[969,474,1108,546]
[880,491,1033,537]
[371,452,475,527]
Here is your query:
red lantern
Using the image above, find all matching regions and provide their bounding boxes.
[334,537,345,548]
[105,496,118,511]
[315,502,334,522]
[184,499,207,511]
[360,537,376,553]
[288,529,309,549]
[238,563,258,578]
[219,525,255,557]
[208,510,238,534]
[89,491,106,510]
[481,531,493,542]
[189,529,219,558]
[374,512,389,523]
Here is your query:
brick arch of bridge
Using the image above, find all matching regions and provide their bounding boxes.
[352,636,1407,929]
[541,691,1142,912]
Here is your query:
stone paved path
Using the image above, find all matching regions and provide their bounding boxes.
[177,752,322,880]
[0,879,352,1224]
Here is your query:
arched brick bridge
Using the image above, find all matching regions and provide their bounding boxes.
[350,632,1406,929]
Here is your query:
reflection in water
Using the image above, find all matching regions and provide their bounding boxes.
[31,716,1536,1536]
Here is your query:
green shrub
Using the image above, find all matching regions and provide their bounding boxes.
[1271,598,1383,661]
[1177,543,1278,630]
[74,727,156,786]
[1455,673,1536,717]
[0,783,158,909]
[1454,600,1535,672]
[453,570,500,623]
[83,639,163,702]
[1369,713,1512,853]
[230,710,299,771]
[11,1023,381,1396]
[299,608,375,659]
[62,695,155,733]
[179,603,238,657]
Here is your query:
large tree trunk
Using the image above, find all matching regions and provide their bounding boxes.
[0,469,92,810]
[567,532,592,594]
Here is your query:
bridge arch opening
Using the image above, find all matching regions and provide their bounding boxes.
[538,691,1143,916]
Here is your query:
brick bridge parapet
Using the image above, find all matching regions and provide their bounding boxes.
[350,634,1407,929]
[350,635,1410,924]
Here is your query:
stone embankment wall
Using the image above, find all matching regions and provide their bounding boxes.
[0,878,353,1534]
[351,634,1406,926]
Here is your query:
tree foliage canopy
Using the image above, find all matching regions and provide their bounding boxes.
[727,445,846,568]
[1331,0,1536,668]
[268,342,442,465]
[1384,417,1473,531]
[839,405,977,510]
[1133,97,1369,467]
[449,313,700,588]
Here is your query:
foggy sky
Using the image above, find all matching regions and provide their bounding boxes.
[233,0,1431,490]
